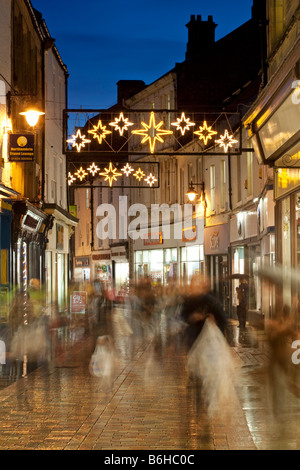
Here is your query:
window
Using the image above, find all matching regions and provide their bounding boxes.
[51,180,57,202]
[237,155,242,202]
[210,165,216,212]
[220,160,226,210]
[247,151,253,197]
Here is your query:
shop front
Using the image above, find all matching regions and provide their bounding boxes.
[92,252,112,285]
[274,163,300,313]
[12,200,52,294]
[111,244,129,294]
[44,204,78,311]
[74,256,91,283]
[244,57,300,317]
[230,210,263,323]
[133,219,205,286]
[204,223,229,313]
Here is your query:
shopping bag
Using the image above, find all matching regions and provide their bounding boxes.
[187,317,239,416]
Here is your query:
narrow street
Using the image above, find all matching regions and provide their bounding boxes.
[0,309,300,451]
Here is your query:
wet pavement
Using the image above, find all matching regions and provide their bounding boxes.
[0,310,300,450]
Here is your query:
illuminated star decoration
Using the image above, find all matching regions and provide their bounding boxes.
[132,111,173,154]
[75,167,88,181]
[171,113,195,136]
[67,130,91,152]
[121,163,135,177]
[100,162,122,187]
[68,172,76,186]
[145,173,158,187]
[194,121,218,145]
[109,113,134,136]
[88,120,112,145]
[87,162,100,176]
[134,168,146,181]
[216,130,239,152]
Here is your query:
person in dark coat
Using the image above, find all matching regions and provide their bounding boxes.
[181,292,227,350]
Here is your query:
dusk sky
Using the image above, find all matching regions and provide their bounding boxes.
[32,0,253,109]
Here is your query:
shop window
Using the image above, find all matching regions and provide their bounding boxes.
[1,250,8,285]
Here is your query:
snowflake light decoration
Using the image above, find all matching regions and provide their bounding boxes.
[87,163,100,176]
[194,121,218,145]
[145,173,158,187]
[68,172,76,186]
[133,168,146,181]
[132,111,173,154]
[100,162,122,187]
[216,130,238,152]
[121,163,135,177]
[74,167,89,181]
[88,120,112,145]
[67,130,91,152]
[171,113,195,136]
[109,113,134,136]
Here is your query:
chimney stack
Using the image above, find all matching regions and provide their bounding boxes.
[185,15,217,60]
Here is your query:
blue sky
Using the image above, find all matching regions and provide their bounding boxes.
[32,0,253,109]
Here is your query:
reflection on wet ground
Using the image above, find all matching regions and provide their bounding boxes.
[0,306,300,450]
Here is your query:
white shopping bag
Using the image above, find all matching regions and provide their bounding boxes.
[187,317,239,416]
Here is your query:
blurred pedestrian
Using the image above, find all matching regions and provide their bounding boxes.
[265,306,296,414]
[236,279,249,328]
[181,291,227,351]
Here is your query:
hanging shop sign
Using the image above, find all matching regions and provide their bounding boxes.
[8,134,35,162]
[204,224,229,255]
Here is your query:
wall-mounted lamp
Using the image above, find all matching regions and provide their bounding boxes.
[19,110,45,127]
[186,182,198,203]
[6,91,44,128]
[186,180,206,204]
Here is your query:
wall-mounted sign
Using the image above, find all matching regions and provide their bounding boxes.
[75,257,90,268]
[9,134,35,162]
[143,232,163,246]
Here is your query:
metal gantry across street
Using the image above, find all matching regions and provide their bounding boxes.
[64,109,243,189]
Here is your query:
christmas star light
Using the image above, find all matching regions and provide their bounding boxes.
[109,112,134,136]
[132,111,173,154]
[100,162,122,187]
[133,168,146,181]
[171,112,195,136]
[87,162,100,176]
[88,120,112,145]
[68,172,76,186]
[145,173,158,187]
[67,130,91,152]
[121,163,134,177]
[216,130,238,152]
[75,167,88,181]
[194,121,218,145]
